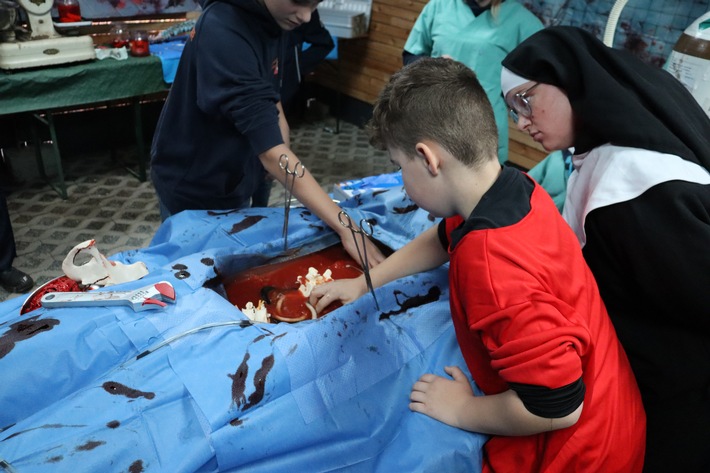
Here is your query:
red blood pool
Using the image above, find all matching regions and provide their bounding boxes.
[225,244,362,322]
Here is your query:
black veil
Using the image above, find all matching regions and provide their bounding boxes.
[502,26,710,170]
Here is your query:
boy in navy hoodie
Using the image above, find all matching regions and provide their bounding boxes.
[151,0,384,266]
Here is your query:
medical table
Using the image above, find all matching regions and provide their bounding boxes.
[0,188,487,472]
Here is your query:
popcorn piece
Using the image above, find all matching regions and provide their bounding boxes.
[297,267,333,297]
[241,300,270,323]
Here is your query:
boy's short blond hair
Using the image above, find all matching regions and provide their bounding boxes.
[368,57,498,168]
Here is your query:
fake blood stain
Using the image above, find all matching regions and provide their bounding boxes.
[229,215,266,234]
[379,286,442,320]
[228,352,250,408]
[242,354,275,410]
[102,381,155,400]
[2,423,84,441]
[203,273,222,290]
[76,440,105,451]
[393,204,419,214]
[129,459,144,473]
[171,264,190,280]
[207,209,237,217]
[0,316,60,359]
[230,417,243,427]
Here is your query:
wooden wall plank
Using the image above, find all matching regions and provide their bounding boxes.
[372,4,421,23]
[375,0,428,13]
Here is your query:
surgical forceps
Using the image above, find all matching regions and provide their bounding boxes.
[338,210,380,310]
[279,154,305,251]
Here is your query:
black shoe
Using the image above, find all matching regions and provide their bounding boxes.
[0,267,35,293]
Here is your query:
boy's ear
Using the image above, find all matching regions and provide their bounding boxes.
[415,142,440,176]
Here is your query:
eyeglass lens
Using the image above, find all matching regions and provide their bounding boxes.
[508,83,538,123]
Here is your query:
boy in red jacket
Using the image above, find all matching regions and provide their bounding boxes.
[310,57,646,472]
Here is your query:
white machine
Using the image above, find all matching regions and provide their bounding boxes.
[0,0,95,70]
[665,11,710,118]
[318,0,371,38]
[603,2,710,118]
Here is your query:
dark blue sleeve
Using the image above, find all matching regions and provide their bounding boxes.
[194,4,283,155]
[509,378,586,418]
[296,10,335,75]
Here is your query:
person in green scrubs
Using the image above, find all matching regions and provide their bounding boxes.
[527,149,573,212]
[403,0,543,164]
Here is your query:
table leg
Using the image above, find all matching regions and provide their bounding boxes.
[124,100,147,182]
[29,117,46,180]
[30,112,68,200]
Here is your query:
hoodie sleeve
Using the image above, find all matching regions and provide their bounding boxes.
[193,3,284,156]
[296,10,335,76]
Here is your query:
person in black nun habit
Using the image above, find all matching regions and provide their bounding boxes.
[0,162,33,295]
[500,26,710,473]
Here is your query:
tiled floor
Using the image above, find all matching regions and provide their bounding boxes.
[1,116,395,302]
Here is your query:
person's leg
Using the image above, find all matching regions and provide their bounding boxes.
[0,192,15,272]
[0,192,33,293]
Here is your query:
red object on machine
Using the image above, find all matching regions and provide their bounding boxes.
[56,0,81,23]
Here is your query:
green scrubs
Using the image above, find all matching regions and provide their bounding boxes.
[528,150,573,212]
[404,0,543,163]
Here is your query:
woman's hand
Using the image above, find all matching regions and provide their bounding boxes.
[308,276,368,314]
[339,231,385,269]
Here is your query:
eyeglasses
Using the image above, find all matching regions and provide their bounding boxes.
[507,82,539,124]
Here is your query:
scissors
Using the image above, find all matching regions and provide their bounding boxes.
[338,210,380,310]
[279,154,306,251]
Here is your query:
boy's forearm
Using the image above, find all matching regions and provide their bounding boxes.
[456,390,582,436]
[370,226,448,289]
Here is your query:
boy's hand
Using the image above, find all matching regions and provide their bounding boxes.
[409,366,474,429]
[308,276,368,314]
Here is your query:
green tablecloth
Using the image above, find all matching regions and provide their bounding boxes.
[0,56,168,116]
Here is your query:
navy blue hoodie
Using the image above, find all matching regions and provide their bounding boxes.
[151,0,285,213]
